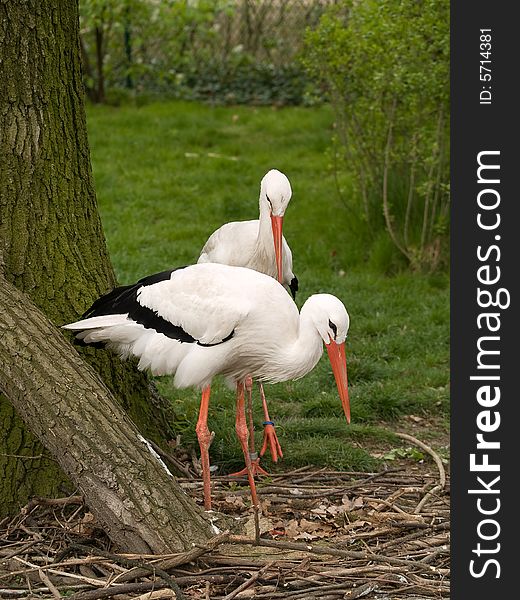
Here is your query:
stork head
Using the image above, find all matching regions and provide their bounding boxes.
[260,169,292,217]
[260,169,292,283]
[304,294,351,423]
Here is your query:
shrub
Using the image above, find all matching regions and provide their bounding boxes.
[80,0,321,107]
[304,0,450,271]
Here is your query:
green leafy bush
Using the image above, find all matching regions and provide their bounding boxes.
[80,0,318,106]
[304,0,450,271]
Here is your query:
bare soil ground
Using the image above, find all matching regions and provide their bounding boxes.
[0,433,449,600]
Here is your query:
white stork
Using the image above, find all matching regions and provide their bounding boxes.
[198,169,296,469]
[63,263,350,512]
[198,169,297,293]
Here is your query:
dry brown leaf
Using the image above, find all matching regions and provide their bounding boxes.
[244,514,273,538]
[342,495,365,512]
[343,519,371,532]
[284,519,301,539]
[310,504,329,517]
[224,495,247,510]
[293,530,316,541]
[71,511,96,534]
[282,517,334,540]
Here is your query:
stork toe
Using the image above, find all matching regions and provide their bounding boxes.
[229,454,271,478]
[260,422,283,463]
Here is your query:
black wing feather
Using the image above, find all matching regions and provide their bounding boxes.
[289,276,299,300]
[80,266,233,346]
[82,268,180,318]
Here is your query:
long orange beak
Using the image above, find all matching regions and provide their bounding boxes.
[270,215,284,283]
[326,341,350,423]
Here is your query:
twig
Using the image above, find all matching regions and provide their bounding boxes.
[69,576,235,600]
[11,556,107,587]
[133,590,176,600]
[369,496,415,517]
[0,540,41,560]
[227,535,446,573]
[0,590,47,598]
[395,433,446,513]
[253,506,261,543]
[419,545,450,564]
[415,484,445,514]
[116,531,230,582]
[215,468,403,499]
[38,569,62,599]
[344,582,379,599]
[69,581,169,600]
[296,468,405,499]
[221,561,275,600]
[395,433,446,488]
[58,544,184,598]
[377,523,450,550]
[310,565,404,578]
[22,496,84,514]
[149,440,194,478]
[0,453,48,460]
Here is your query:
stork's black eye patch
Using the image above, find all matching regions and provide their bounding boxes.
[328,320,338,336]
[266,195,272,207]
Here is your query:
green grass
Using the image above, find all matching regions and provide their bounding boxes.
[86,100,449,473]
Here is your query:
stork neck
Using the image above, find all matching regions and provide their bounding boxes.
[256,197,274,253]
[277,308,324,381]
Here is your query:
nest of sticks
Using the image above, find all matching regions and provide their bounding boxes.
[1,435,449,600]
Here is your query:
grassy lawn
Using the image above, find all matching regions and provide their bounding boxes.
[86,100,449,473]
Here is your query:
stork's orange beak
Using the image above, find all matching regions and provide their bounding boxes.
[270,215,284,283]
[326,341,350,423]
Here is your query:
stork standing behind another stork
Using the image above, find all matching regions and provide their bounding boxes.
[198,169,296,470]
[63,263,350,513]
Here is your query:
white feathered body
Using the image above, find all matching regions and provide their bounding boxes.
[64,264,323,390]
[198,169,296,291]
[198,218,295,287]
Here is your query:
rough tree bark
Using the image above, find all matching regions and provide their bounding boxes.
[0,1,174,515]
[0,275,213,552]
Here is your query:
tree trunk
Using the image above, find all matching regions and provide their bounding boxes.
[0,276,213,552]
[0,0,175,515]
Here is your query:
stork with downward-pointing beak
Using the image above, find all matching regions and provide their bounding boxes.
[198,169,297,471]
[63,263,350,513]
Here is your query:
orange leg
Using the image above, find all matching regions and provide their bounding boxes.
[259,383,284,462]
[245,376,255,453]
[195,386,212,510]
[230,376,269,477]
[235,382,259,508]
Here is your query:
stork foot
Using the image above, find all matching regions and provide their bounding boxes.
[229,453,270,478]
[260,421,283,463]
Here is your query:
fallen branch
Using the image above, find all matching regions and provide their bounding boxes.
[227,535,448,573]
[69,576,237,600]
[38,569,62,600]
[149,440,195,479]
[22,496,84,514]
[221,561,276,600]
[115,531,230,582]
[69,581,170,600]
[395,432,447,513]
[134,590,177,600]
